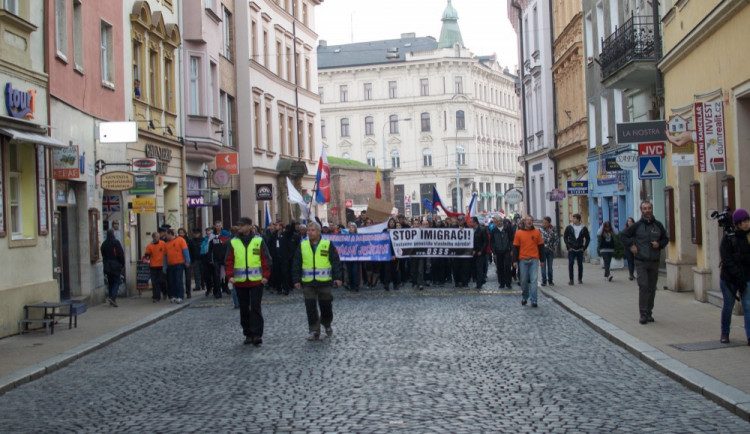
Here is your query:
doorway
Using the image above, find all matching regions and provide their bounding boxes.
[55,207,70,299]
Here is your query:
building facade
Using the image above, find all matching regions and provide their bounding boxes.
[47,0,125,303]
[551,0,588,235]
[509,0,555,219]
[319,1,521,219]
[236,0,322,225]
[659,0,750,300]
[0,1,65,336]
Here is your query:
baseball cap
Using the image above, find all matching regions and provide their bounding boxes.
[322,222,330,228]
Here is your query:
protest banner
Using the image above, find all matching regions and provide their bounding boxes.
[389,228,473,258]
[323,233,391,262]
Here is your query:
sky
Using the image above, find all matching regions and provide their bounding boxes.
[316,0,519,70]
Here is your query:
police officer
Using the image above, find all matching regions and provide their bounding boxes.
[225,217,271,346]
[292,221,343,341]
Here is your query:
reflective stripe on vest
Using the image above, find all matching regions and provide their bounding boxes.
[301,239,333,283]
[231,237,263,282]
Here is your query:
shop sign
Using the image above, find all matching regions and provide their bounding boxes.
[567,181,589,195]
[638,142,665,157]
[216,152,238,175]
[695,101,726,172]
[5,83,36,120]
[132,197,156,213]
[144,143,172,174]
[504,189,523,204]
[616,120,667,144]
[129,174,155,194]
[256,184,273,201]
[605,158,621,171]
[615,152,639,170]
[132,158,157,172]
[53,146,80,179]
[546,189,566,202]
[187,196,204,207]
[212,168,230,186]
[101,171,135,191]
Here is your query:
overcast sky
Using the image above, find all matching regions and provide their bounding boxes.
[316,0,519,70]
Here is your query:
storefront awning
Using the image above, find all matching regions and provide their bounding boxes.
[0,127,68,149]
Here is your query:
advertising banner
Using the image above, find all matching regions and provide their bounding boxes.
[389,228,473,258]
[53,146,79,179]
[694,101,726,172]
[323,233,391,262]
[567,180,589,195]
[129,174,155,194]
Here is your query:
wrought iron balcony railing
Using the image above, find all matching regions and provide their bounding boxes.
[600,14,658,79]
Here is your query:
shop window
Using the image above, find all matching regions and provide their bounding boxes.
[7,143,36,243]
[101,20,114,86]
[690,181,702,245]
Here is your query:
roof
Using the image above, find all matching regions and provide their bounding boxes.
[318,36,438,69]
[438,0,464,49]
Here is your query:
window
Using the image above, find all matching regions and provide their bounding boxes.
[340,118,350,137]
[7,143,35,240]
[286,45,292,81]
[421,113,430,132]
[389,81,397,99]
[73,1,83,68]
[220,91,228,139]
[364,83,372,100]
[4,0,18,15]
[456,110,465,130]
[205,0,214,10]
[279,113,286,154]
[321,119,326,139]
[596,2,604,55]
[251,20,258,59]
[133,40,143,88]
[209,62,217,117]
[148,48,159,105]
[318,86,324,103]
[391,150,400,169]
[457,148,466,165]
[100,21,114,85]
[287,114,294,155]
[454,76,463,94]
[56,0,67,58]
[420,78,429,96]
[302,3,309,25]
[297,118,304,158]
[533,7,539,53]
[189,56,200,115]
[8,144,21,236]
[254,100,262,149]
[389,115,399,134]
[262,30,268,66]
[423,149,433,167]
[223,7,233,60]
[276,41,283,75]
[600,94,609,144]
[365,116,374,136]
[339,85,348,102]
[366,151,376,167]
[164,57,174,111]
[585,13,594,60]
[305,58,311,89]
[265,104,271,150]
[308,121,314,160]
[588,102,597,148]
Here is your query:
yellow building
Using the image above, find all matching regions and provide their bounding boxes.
[551,0,588,230]
[659,0,750,300]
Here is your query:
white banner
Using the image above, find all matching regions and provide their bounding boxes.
[389,228,473,258]
[695,101,726,172]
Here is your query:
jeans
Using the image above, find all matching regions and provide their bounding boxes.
[568,250,584,281]
[167,263,185,300]
[303,284,333,333]
[106,272,121,301]
[635,260,659,316]
[519,258,539,303]
[542,249,554,283]
[236,285,264,338]
[601,252,613,278]
[345,261,360,290]
[720,280,750,338]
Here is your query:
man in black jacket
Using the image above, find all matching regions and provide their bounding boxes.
[471,216,489,289]
[188,228,203,299]
[620,201,668,325]
[100,229,125,307]
[491,217,515,289]
[563,213,590,285]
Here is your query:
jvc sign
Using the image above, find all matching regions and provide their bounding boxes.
[616,121,667,144]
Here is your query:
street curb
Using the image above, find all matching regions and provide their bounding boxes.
[0,300,193,396]
[542,288,750,422]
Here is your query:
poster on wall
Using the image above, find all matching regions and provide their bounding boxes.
[694,101,726,172]
[36,146,48,235]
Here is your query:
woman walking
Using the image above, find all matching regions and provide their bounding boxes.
[597,221,618,282]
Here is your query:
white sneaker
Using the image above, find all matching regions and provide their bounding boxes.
[170,297,176,303]
[176,298,183,304]
[307,331,320,341]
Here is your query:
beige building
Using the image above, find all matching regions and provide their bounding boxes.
[659,0,750,301]
[551,0,588,230]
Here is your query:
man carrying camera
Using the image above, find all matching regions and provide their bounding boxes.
[620,201,668,325]
[718,208,750,346]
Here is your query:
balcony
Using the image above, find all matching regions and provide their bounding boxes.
[600,15,659,89]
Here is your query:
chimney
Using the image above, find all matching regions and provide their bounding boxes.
[400,32,416,39]
[319,40,327,47]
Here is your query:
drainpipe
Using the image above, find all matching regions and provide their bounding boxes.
[548,0,562,252]
[652,0,663,99]
[510,1,530,216]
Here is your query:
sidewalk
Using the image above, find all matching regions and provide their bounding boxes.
[541,260,750,421]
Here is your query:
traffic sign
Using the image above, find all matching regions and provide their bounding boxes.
[638,156,662,179]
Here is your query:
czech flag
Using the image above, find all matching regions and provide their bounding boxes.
[433,186,462,218]
[314,146,331,204]
[375,166,382,199]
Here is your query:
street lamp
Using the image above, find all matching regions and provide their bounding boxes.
[456,144,465,212]
[382,117,412,169]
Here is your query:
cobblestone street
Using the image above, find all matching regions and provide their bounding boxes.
[2,285,748,433]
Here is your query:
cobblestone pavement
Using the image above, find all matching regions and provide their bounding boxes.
[2,283,749,433]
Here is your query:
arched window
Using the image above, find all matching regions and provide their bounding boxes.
[422,148,432,167]
[421,112,430,132]
[365,116,374,135]
[389,114,399,134]
[366,151,376,167]
[340,118,350,137]
[456,110,465,130]
[391,150,400,168]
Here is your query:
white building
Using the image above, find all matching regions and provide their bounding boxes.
[509,0,555,219]
[318,0,522,217]
[236,0,323,224]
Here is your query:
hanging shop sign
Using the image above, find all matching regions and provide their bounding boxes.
[132,158,157,172]
[53,146,80,179]
[615,152,639,170]
[144,144,172,174]
[605,158,621,171]
[212,168,230,186]
[129,174,155,194]
[616,120,666,144]
[694,101,726,172]
[132,197,156,213]
[567,180,589,195]
[101,171,135,191]
[504,189,523,205]
[256,184,273,201]
[216,152,238,175]
[546,189,566,202]
[5,83,36,120]
[187,196,204,207]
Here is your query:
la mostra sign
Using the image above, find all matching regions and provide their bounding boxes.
[5,83,36,120]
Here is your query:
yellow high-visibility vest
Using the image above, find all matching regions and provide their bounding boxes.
[230,237,263,282]
[301,239,332,282]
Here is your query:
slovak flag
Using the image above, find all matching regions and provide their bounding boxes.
[467,193,478,220]
[314,146,331,204]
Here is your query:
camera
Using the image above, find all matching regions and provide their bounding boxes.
[710,207,734,235]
